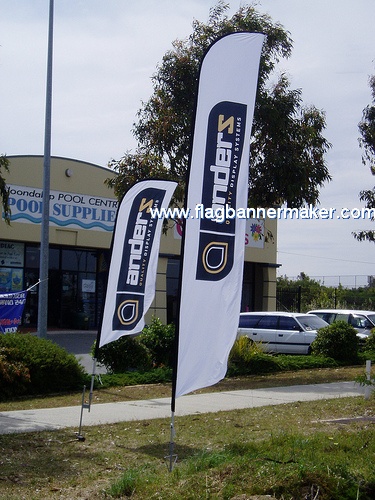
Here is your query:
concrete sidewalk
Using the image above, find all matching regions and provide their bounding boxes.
[0,381,365,435]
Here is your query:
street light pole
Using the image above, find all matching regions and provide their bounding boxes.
[37,0,54,338]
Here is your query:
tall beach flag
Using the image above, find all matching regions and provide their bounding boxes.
[174,33,265,399]
[97,179,177,348]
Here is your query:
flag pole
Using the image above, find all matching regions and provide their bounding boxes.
[38,0,54,339]
[166,36,199,466]
[167,204,191,471]
[167,297,181,470]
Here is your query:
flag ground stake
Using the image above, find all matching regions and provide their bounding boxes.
[165,410,177,471]
[76,385,88,441]
[76,357,99,441]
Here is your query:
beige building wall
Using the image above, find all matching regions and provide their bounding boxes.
[1,155,117,249]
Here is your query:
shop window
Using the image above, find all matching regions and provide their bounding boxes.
[25,246,39,268]
[61,249,97,272]
[241,262,255,311]
[25,245,59,270]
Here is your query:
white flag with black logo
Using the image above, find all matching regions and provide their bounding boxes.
[98,179,177,348]
[174,33,265,398]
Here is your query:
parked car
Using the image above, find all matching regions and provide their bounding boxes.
[237,311,328,354]
[307,309,375,337]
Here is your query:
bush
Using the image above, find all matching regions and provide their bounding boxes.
[228,337,283,375]
[95,335,153,373]
[310,321,359,363]
[98,366,173,389]
[138,317,175,367]
[0,333,87,396]
[364,329,375,352]
[94,317,176,373]
[0,347,31,398]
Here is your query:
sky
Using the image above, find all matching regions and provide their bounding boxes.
[1,0,375,287]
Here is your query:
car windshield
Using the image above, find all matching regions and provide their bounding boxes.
[366,314,375,325]
[298,315,328,331]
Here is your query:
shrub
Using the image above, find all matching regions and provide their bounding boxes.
[0,347,31,398]
[98,367,173,388]
[310,321,359,363]
[138,317,175,367]
[364,329,375,352]
[95,336,153,373]
[227,336,282,375]
[0,333,87,396]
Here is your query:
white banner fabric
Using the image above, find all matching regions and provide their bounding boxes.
[99,179,177,347]
[175,33,265,398]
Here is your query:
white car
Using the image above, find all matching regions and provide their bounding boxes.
[237,311,328,355]
[307,309,375,338]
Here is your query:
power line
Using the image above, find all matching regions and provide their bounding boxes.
[277,250,375,266]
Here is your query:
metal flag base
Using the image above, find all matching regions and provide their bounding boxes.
[164,411,178,471]
[76,384,89,441]
[76,358,99,441]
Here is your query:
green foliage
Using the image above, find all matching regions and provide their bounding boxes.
[0,333,86,396]
[354,74,375,243]
[276,354,338,370]
[228,336,281,375]
[364,329,375,352]
[227,337,338,376]
[95,335,153,373]
[0,347,31,398]
[138,317,175,367]
[97,367,172,389]
[108,2,330,209]
[94,317,176,373]
[277,272,375,312]
[108,468,140,497]
[0,154,11,224]
[311,321,359,363]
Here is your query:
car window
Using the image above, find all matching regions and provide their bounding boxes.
[298,315,328,330]
[321,313,336,324]
[335,313,349,322]
[278,316,300,330]
[310,312,333,323]
[366,314,375,325]
[256,315,278,329]
[350,314,372,329]
[239,315,262,328]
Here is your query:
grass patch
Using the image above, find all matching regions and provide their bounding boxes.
[0,396,374,498]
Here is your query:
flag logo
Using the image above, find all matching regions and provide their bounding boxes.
[196,101,246,281]
[202,241,228,273]
[116,299,140,326]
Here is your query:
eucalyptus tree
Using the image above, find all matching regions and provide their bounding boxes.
[107,2,331,209]
[0,155,10,224]
[354,75,375,242]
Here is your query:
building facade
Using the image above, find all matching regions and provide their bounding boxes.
[0,155,278,330]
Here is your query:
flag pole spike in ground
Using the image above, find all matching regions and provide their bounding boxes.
[76,356,97,439]
[76,385,87,442]
[165,410,177,472]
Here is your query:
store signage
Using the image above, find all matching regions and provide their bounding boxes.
[6,185,118,232]
[0,242,24,267]
[0,290,27,333]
